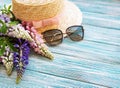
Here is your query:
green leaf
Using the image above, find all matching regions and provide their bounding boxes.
[4,5,7,10]
[7,40,17,52]
[0,36,18,58]
[1,5,8,14]
[1,24,7,33]
[0,20,4,24]
[0,44,6,56]
[1,4,12,15]
[6,37,18,52]
[9,21,19,26]
[0,40,4,45]
[8,5,11,11]
[0,37,4,44]
[1,4,17,21]
[9,11,16,21]
[0,20,8,34]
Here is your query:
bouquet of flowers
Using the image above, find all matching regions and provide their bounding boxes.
[0,5,54,84]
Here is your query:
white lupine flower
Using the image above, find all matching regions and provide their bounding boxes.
[1,46,13,76]
[7,24,33,42]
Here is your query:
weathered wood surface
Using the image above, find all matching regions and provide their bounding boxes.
[0,0,120,88]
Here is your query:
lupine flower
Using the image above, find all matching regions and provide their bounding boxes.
[0,14,10,23]
[29,28,54,60]
[22,21,54,60]
[7,24,33,42]
[0,5,54,84]
[0,46,14,76]
[13,39,30,84]
[0,13,33,42]
[0,14,10,33]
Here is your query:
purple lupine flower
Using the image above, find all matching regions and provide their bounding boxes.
[0,14,10,23]
[13,39,30,84]
[22,21,54,59]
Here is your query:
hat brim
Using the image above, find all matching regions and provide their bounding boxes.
[58,0,82,33]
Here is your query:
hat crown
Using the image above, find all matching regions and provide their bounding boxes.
[12,0,64,21]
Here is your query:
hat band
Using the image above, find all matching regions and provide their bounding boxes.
[32,13,62,28]
[32,13,60,28]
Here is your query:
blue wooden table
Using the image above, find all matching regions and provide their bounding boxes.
[0,0,120,88]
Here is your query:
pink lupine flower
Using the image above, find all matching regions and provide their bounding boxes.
[22,21,54,59]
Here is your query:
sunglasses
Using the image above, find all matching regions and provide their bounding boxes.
[42,25,84,46]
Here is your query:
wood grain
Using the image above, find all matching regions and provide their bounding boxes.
[1,67,104,88]
[0,0,120,88]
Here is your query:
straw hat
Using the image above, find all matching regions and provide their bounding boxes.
[12,0,82,34]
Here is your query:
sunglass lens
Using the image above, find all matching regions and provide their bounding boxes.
[42,29,63,46]
[66,26,84,41]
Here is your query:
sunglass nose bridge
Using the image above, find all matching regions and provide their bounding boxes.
[53,32,61,37]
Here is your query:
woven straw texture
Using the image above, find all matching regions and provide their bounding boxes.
[12,0,64,21]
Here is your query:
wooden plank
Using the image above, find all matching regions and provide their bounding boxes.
[49,41,120,64]
[84,24,120,45]
[71,0,120,16]
[71,0,120,7]
[83,13,120,30]
[0,0,120,88]
[78,1,120,30]
[83,11,120,21]
[0,67,105,88]
[25,53,120,88]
